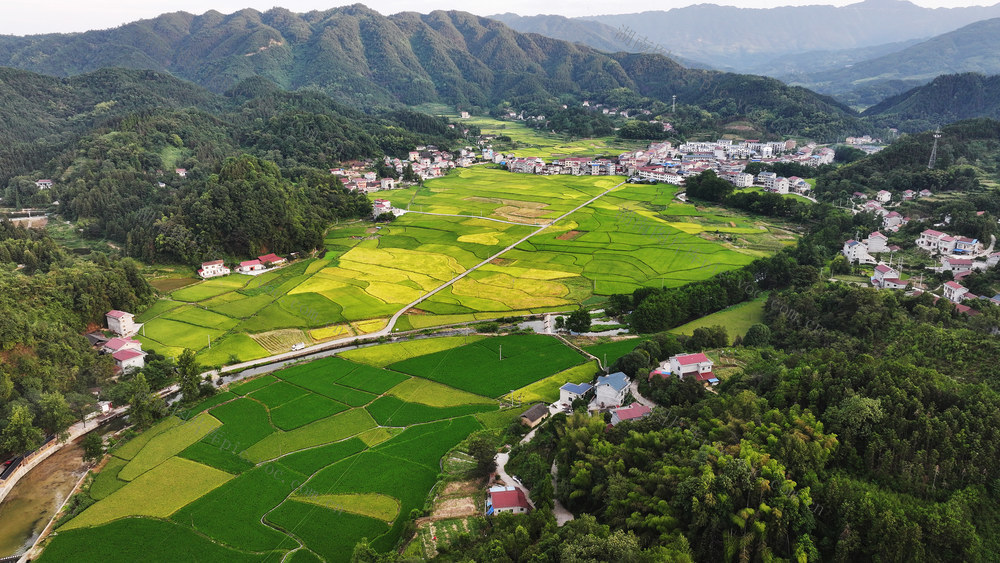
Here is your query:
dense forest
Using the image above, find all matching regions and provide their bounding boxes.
[1,69,471,262]
[814,118,1000,201]
[0,222,157,458]
[863,73,1000,132]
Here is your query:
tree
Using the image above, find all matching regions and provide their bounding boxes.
[1,404,44,455]
[37,392,76,440]
[616,350,652,379]
[742,324,772,347]
[555,316,565,330]
[467,434,497,477]
[81,432,104,462]
[126,374,164,430]
[567,308,591,333]
[177,349,202,403]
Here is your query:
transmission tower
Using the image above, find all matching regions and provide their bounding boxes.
[928,128,942,169]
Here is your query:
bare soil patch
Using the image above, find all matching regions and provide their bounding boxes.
[556,230,584,241]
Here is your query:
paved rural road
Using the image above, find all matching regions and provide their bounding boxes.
[550,462,575,526]
[401,209,545,227]
[629,379,657,409]
[218,178,629,376]
[494,451,534,508]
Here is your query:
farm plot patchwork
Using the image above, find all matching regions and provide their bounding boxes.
[401,167,617,220]
[389,334,587,397]
[139,166,784,356]
[414,179,778,315]
[48,336,564,562]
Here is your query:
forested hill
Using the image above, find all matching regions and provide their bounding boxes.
[796,17,1000,107]
[815,118,1000,199]
[863,73,1000,131]
[0,5,864,139]
[0,67,223,188]
[1,67,468,262]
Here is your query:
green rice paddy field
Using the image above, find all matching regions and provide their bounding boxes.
[137,167,789,364]
[42,334,585,563]
[412,105,647,159]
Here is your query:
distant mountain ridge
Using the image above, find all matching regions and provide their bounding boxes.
[862,73,1000,130]
[0,5,864,140]
[495,1,1000,73]
[791,17,1000,107]
[486,13,714,69]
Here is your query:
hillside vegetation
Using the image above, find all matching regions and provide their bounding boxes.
[0,6,866,140]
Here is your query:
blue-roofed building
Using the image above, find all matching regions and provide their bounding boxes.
[591,372,630,410]
[559,382,593,406]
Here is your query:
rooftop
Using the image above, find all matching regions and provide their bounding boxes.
[560,382,593,394]
[595,372,630,392]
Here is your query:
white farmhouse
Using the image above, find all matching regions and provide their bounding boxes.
[558,382,592,407]
[237,259,265,274]
[865,231,889,254]
[199,260,230,278]
[667,352,717,384]
[591,372,630,409]
[112,349,145,372]
[106,310,138,337]
[944,281,970,303]
[843,240,875,265]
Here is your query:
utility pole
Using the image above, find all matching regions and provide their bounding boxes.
[928,128,942,169]
[499,344,502,361]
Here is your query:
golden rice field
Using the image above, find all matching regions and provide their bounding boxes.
[137,167,788,365]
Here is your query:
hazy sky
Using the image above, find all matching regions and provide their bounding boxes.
[2,0,996,35]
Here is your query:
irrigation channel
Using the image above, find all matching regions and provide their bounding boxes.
[0,442,86,559]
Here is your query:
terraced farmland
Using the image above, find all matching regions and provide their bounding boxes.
[135,166,786,363]
[43,335,583,562]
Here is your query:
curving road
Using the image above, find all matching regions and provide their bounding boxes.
[218,178,629,375]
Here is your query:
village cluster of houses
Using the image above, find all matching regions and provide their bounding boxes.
[843,135,886,155]
[842,222,1000,313]
[505,138,832,190]
[85,310,147,373]
[198,253,287,279]
[852,189,932,229]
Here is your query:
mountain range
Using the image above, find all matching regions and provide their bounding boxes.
[862,73,1000,129]
[0,5,864,140]
[789,17,1000,107]
[495,0,1000,71]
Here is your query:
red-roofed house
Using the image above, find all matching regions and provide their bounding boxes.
[106,310,138,337]
[610,404,652,426]
[944,281,969,303]
[487,487,531,515]
[871,263,898,288]
[35,179,53,189]
[112,349,146,372]
[942,257,974,274]
[258,253,286,266]
[883,211,904,230]
[666,353,717,384]
[199,260,230,279]
[237,259,265,274]
[865,231,889,253]
[102,337,142,354]
[916,229,956,253]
